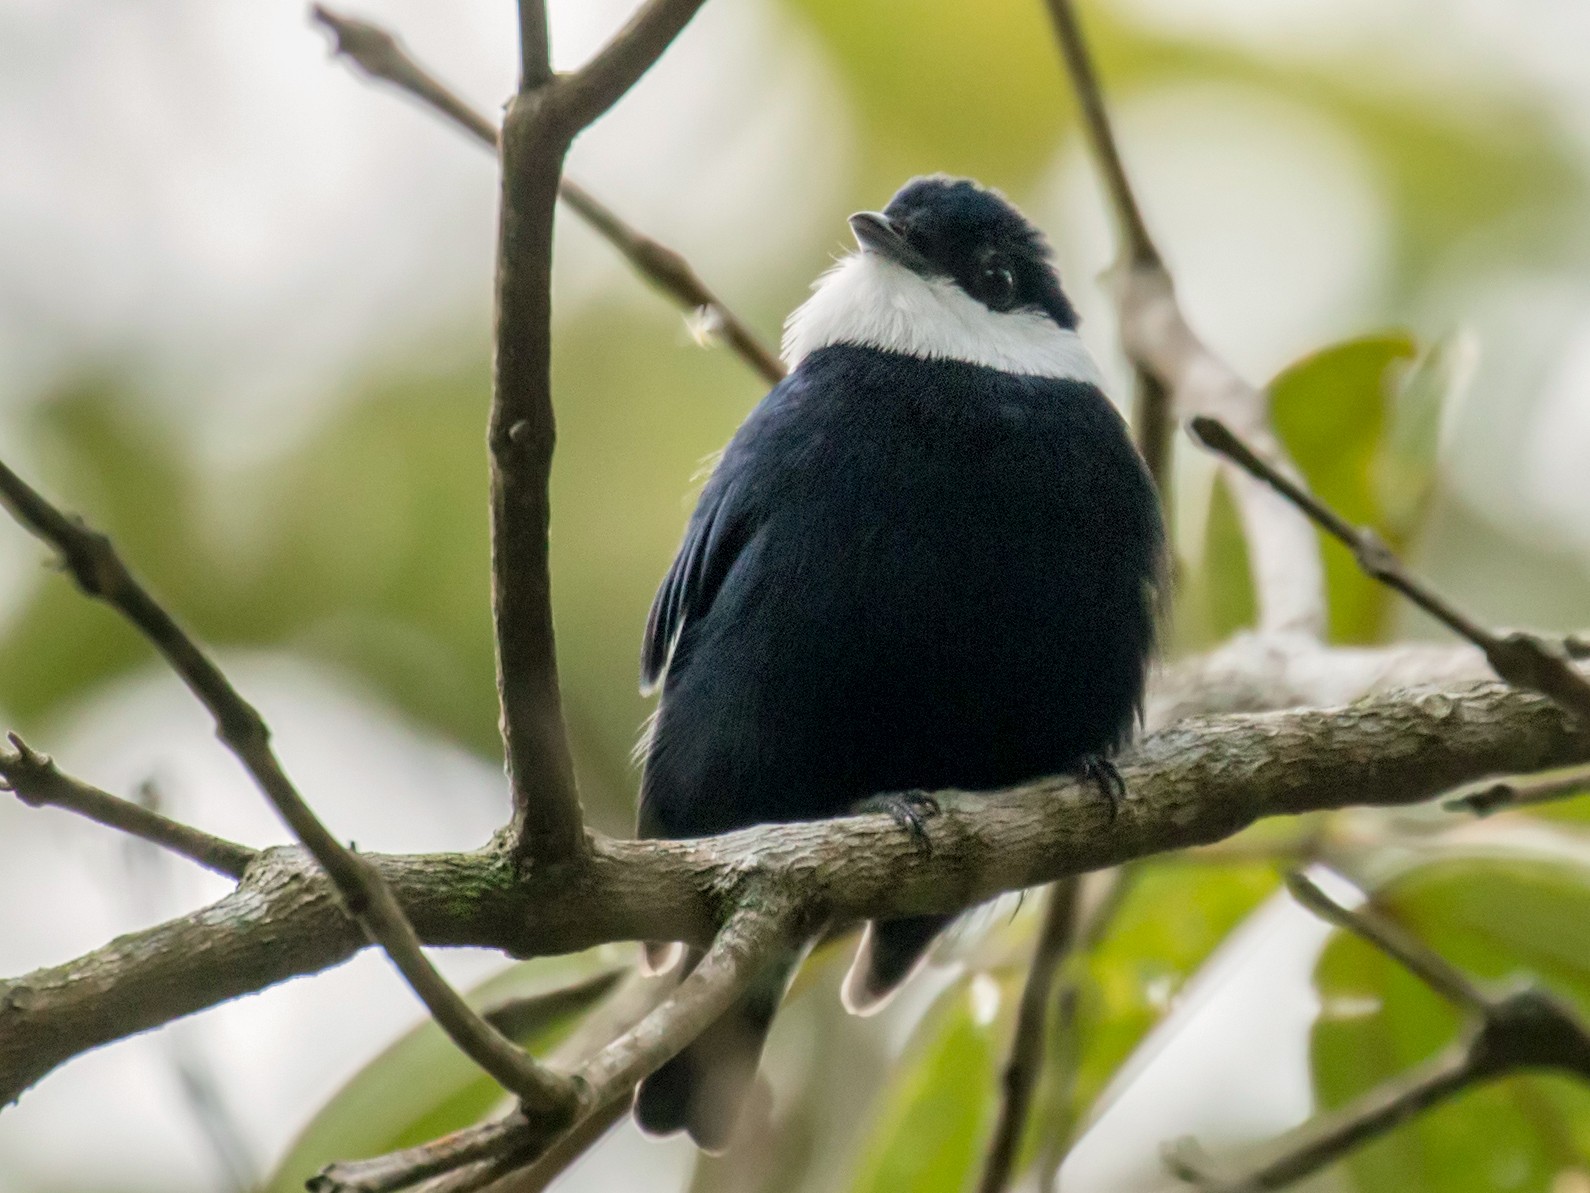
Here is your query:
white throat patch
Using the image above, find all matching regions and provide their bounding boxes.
[781,251,1104,385]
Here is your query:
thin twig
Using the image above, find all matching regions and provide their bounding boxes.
[314,970,673,1193]
[1285,873,1488,1012]
[1164,1046,1478,1193]
[1191,416,1590,726]
[485,1097,629,1193]
[577,905,791,1103]
[516,0,551,92]
[552,0,713,132]
[311,1117,535,1193]
[1039,0,1173,503]
[1444,761,1590,817]
[481,970,626,1038]
[309,6,783,385]
[1171,871,1590,1190]
[0,734,255,879]
[1041,0,1157,270]
[978,879,1081,1193]
[1036,867,1138,1193]
[1039,0,1323,633]
[0,454,575,1119]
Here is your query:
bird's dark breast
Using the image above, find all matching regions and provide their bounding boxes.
[642,346,1161,839]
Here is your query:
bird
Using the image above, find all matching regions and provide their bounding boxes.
[631,175,1164,1151]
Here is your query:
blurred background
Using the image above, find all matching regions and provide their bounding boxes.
[3,0,1590,1190]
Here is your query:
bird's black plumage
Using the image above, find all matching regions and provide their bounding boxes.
[633,176,1163,1149]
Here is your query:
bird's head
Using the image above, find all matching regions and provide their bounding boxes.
[782,175,1097,383]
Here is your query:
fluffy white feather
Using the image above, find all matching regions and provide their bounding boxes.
[782,251,1104,385]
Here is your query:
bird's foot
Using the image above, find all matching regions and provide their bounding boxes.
[1077,755,1128,822]
[852,788,940,856]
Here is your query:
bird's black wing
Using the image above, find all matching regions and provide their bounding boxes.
[641,469,754,694]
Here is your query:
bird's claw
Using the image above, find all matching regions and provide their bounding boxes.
[853,788,940,855]
[1078,755,1127,821]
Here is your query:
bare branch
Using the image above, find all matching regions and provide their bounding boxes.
[1192,415,1590,725]
[580,905,793,1103]
[488,1097,629,1193]
[1040,0,1324,628]
[489,75,585,869]
[979,879,1082,1193]
[557,182,785,383]
[311,6,498,143]
[1035,869,1138,1193]
[315,909,787,1192]
[481,970,626,1038]
[554,0,713,132]
[7,674,1586,1108]
[314,970,671,1193]
[0,454,574,1117]
[1444,761,1590,817]
[311,1117,533,1193]
[1164,1046,1477,1193]
[1039,0,1173,501]
[1,733,255,879]
[309,6,782,384]
[1172,871,1590,1190]
[517,0,551,92]
[1285,872,1487,1012]
[1040,0,1157,269]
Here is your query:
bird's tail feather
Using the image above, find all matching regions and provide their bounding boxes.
[633,942,805,1152]
[841,914,952,1016]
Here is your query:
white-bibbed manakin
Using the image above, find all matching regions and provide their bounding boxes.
[632,175,1164,1150]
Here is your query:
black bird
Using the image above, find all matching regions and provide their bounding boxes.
[633,175,1164,1150]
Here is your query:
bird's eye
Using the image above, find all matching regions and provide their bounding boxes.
[980,264,1018,312]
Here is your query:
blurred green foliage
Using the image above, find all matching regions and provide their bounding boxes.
[266,953,624,1191]
[6,0,1590,1190]
[1313,859,1590,1189]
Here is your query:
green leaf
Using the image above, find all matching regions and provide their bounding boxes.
[1311,858,1590,1191]
[1019,860,1279,1176]
[265,956,624,1193]
[1173,472,1256,652]
[848,975,1008,1193]
[1269,332,1419,643]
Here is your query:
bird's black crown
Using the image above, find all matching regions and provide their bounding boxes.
[876,175,1078,329]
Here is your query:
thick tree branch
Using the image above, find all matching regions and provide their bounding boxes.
[489,55,583,868]
[1192,416,1590,725]
[493,0,711,868]
[1169,872,1590,1191]
[1,734,255,879]
[6,675,1587,1108]
[309,6,783,385]
[0,454,574,1118]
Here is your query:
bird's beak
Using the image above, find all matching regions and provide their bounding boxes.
[848,211,932,274]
